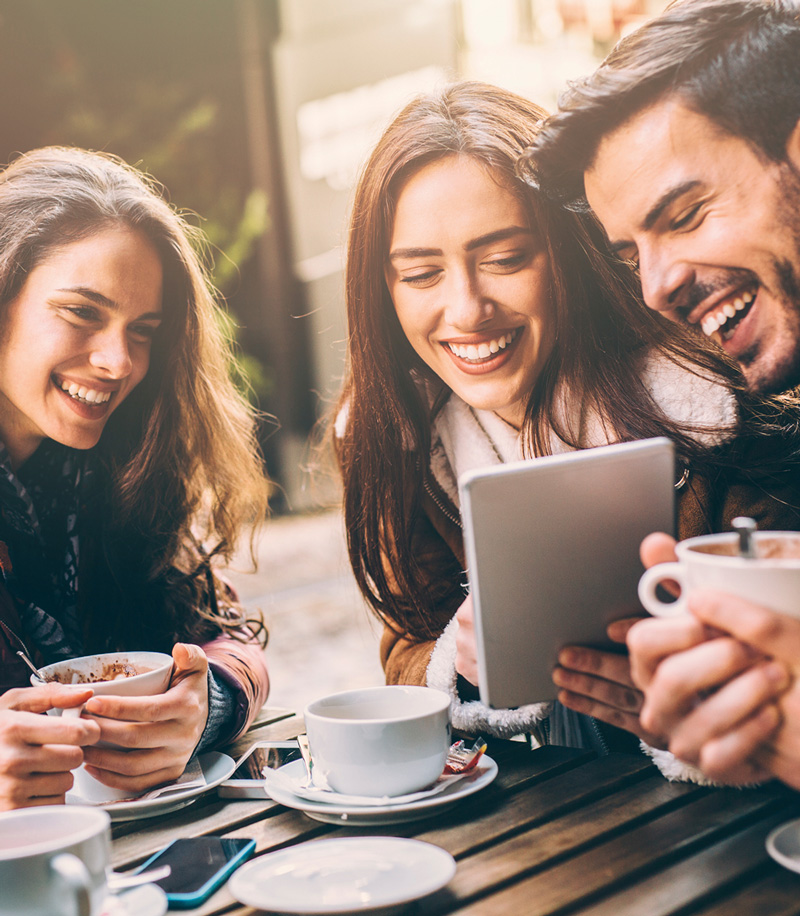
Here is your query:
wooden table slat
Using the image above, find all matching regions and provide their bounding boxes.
[448,783,789,916]
[573,807,797,916]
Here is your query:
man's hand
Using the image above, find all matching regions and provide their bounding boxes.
[81,643,209,794]
[0,685,100,810]
[552,618,665,744]
[628,530,797,786]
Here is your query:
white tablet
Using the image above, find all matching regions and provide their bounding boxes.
[460,437,676,709]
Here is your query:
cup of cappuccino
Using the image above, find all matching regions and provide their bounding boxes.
[638,531,800,618]
[35,650,173,802]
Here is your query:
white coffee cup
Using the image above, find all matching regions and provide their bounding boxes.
[304,685,451,798]
[0,805,111,916]
[639,531,800,618]
[35,650,174,802]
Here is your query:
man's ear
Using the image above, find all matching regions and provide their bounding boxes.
[786,118,800,170]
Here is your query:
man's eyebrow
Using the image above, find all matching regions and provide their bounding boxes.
[642,180,702,232]
[389,226,531,261]
[56,286,162,320]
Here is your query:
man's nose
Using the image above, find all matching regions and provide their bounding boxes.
[639,246,695,315]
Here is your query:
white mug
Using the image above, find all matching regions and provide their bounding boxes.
[639,531,800,618]
[304,685,451,797]
[0,805,111,916]
[35,650,173,802]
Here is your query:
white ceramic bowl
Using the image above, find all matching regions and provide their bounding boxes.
[304,685,451,798]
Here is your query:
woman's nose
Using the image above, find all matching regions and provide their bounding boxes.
[89,330,133,378]
[444,270,495,330]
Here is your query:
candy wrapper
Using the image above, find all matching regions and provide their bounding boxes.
[444,736,487,774]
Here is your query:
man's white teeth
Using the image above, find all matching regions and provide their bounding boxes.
[59,381,111,404]
[447,329,518,361]
[700,290,755,337]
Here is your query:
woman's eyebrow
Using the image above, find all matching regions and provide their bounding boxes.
[389,226,532,261]
[56,286,162,320]
[463,226,531,251]
[57,286,118,308]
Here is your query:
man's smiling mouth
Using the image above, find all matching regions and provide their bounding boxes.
[445,328,520,363]
[699,286,756,341]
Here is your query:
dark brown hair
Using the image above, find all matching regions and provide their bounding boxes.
[335,82,741,639]
[530,0,800,205]
[0,147,270,648]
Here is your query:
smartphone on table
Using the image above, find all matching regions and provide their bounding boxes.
[134,836,256,909]
[218,740,303,799]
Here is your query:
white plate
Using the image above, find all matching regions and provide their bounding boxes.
[266,755,497,825]
[230,837,456,914]
[67,753,235,822]
[100,883,167,916]
[766,817,800,873]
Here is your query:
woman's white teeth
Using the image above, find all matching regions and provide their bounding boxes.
[448,330,518,361]
[60,381,111,404]
[700,290,754,337]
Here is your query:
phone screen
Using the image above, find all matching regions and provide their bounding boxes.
[229,743,302,781]
[149,837,253,894]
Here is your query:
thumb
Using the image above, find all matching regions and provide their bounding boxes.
[171,643,208,679]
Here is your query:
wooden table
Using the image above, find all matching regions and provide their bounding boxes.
[111,711,800,915]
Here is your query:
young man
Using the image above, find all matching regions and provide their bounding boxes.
[535,0,800,786]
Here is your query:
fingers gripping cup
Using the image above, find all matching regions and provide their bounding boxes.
[639,531,800,618]
[304,686,451,798]
[34,650,174,802]
[0,805,111,916]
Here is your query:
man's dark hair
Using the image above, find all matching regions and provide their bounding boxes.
[529,0,800,205]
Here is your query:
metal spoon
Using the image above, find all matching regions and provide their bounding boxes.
[732,516,758,558]
[107,864,171,892]
[0,619,47,682]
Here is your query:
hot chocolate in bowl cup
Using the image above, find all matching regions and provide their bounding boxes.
[304,685,451,798]
[638,531,800,619]
[34,651,173,803]
[0,805,111,916]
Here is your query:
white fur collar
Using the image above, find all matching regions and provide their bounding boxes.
[429,350,737,510]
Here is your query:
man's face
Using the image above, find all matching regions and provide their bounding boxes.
[584,97,800,393]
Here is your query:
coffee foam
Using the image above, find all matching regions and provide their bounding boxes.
[46,661,151,685]
[692,535,800,560]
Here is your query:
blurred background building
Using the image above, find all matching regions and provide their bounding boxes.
[0,0,667,510]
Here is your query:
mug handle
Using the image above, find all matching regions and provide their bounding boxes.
[638,562,687,617]
[50,853,93,916]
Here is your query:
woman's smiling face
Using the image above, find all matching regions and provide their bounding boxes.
[385,155,554,429]
[0,226,164,467]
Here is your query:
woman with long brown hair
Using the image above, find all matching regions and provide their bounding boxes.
[0,146,270,809]
[335,81,800,766]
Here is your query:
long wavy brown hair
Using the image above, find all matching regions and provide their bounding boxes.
[0,147,270,649]
[335,81,747,640]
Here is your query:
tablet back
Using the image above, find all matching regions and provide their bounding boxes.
[460,437,675,709]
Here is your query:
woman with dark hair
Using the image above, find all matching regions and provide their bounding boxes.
[335,81,800,767]
[0,147,270,809]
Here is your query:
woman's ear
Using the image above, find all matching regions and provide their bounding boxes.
[786,118,800,171]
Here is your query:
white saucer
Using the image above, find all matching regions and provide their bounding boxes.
[67,753,235,821]
[229,837,456,914]
[100,883,167,916]
[266,755,497,825]
[766,817,800,873]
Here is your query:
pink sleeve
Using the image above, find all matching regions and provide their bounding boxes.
[201,631,270,741]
